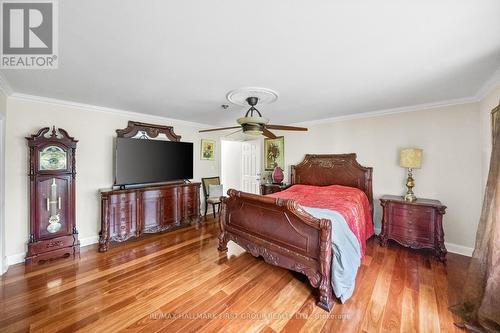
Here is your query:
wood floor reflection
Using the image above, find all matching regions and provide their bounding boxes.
[0,217,467,332]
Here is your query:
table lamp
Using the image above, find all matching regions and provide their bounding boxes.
[400,148,423,202]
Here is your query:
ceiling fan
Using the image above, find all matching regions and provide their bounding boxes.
[199,96,307,139]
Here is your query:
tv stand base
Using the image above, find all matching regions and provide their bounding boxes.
[99,182,201,252]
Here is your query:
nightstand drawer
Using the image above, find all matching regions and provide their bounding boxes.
[391,207,433,231]
[392,205,433,219]
[390,225,432,244]
[261,184,287,195]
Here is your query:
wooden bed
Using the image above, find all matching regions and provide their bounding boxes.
[218,153,373,311]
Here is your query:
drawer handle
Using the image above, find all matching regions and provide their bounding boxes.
[120,225,126,230]
[408,229,413,233]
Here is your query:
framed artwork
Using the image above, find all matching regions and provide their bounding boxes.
[264,136,284,170]
[201,139,216,160]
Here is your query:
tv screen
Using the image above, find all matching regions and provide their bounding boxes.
[115,138,193,186]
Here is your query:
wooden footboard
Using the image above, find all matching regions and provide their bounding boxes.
[218,189,334,311]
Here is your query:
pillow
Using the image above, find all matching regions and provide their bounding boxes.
[208,184,223,198]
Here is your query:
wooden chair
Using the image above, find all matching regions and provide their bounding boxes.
[201,177,222,218]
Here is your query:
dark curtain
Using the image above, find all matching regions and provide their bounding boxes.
[451,102,500,332]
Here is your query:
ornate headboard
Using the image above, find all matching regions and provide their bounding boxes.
[290,154,373,219]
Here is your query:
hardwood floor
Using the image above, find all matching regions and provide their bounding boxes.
[0,217,468,333]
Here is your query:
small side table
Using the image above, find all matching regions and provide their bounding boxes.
[379,195,447,261]
[260,183,288,195]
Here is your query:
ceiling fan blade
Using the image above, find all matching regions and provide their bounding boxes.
[262,128,277,139]
[225,129,243,137]
[266,124,308,131]
[199,126,241,133]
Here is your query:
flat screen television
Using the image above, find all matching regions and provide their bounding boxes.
[115,138,193,186]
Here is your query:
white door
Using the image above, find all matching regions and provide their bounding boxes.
[241,140,261,194]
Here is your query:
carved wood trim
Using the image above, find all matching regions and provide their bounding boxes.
[26,126,78,147]
[290,153,373,221]
[116,121,181,141]
[219,188,334,311]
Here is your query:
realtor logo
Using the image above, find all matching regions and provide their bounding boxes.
[1,0,58,68]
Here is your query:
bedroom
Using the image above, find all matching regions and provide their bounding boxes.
[0,1,499,332]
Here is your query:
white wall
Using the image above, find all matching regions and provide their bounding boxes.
[221,140,243,192]
[0,90,6,274]
[4,87,499,262]
[282,103,482,252]
[4,96,221,262]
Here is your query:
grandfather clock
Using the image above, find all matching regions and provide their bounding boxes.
[26,127,79,264]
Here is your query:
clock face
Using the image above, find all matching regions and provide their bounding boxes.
[39,146,67,171]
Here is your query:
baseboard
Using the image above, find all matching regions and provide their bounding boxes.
[373,227,472,257]
[1,257,8,274]
[444,242,473,257]
[80,235,99,247]
[7,252,25,266]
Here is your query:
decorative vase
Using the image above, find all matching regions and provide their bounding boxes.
[272,165,284,184]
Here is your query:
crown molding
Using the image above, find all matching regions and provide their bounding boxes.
[9,93,213,129]
[292,96,478,127]
[3,67,500,128]
[474,67,500,101]
[289,68,500,127]
[0,72,13,96]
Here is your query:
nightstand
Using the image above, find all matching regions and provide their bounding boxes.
[260,183,288,195]
[379,195,447,261]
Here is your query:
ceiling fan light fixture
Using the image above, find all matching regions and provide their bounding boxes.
[245,130,263,136]
[241,123,263,136]
[237,116,269,125]
[198,88,308,137]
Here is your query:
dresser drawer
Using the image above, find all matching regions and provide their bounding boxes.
[28,235,76,255]
[183,196,195,215]
[109,192,136,204]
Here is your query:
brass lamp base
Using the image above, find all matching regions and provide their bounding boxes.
[404,168,417,202]
[404,191,416,202]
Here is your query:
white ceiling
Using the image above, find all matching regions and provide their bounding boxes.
[1,0,500,126]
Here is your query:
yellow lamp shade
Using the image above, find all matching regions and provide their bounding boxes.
[400,148,423,169]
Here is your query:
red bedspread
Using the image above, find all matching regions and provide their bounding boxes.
[268,184,374,257]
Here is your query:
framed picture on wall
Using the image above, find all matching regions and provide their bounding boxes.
[201,139,215,160]
[264,136,284,170]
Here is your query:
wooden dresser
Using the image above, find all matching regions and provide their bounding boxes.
[379,195,447,261]
[99,182,200,252]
